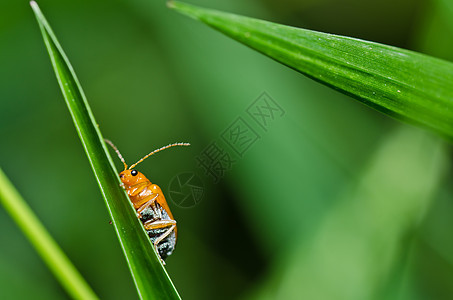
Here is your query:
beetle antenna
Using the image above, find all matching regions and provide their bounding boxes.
[105,139,128,171]
[129,142,190,170]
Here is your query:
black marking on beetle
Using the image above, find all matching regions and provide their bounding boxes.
[140,202,176,260]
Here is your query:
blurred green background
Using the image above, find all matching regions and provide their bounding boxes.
[1,0,453,299]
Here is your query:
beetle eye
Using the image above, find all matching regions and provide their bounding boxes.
[131,170,138,176]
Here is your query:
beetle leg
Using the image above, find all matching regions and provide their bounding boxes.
[143,221,176,265]
[136,193,159,217]
[143,219,176,230]
[128,182,149,197]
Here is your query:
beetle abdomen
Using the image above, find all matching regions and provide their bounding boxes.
[140,204,176,260]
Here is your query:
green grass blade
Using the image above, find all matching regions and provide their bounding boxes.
[0,168,98,300]
[30,2,180,299]
[169,1,453,139]
[252,127,447,299]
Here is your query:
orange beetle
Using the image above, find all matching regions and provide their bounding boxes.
[105,139,190,263]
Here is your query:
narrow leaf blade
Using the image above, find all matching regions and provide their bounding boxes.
[30,2,180,299]
[169,1,453,139]
[0,168,98,299]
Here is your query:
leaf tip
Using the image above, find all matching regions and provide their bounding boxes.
[30,1,38,9]
[30,1,42,19]
[166,0,175,9]
[167,1,202,20]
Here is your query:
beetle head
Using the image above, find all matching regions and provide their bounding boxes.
[119,169,147,187]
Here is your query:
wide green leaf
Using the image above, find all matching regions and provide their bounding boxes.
[30,2,180,299]
[169,1,453,139]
